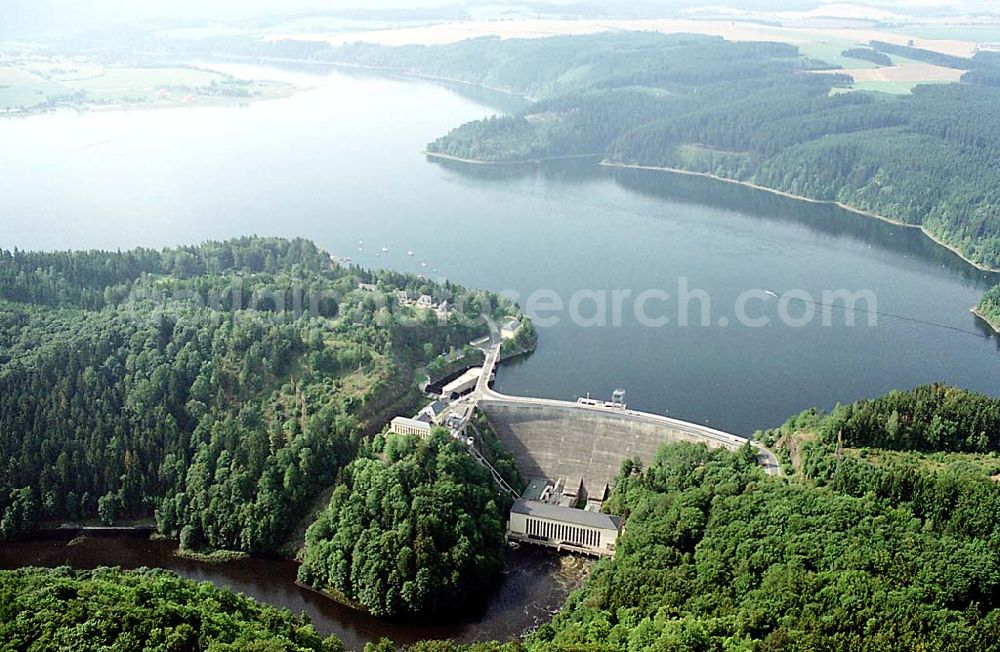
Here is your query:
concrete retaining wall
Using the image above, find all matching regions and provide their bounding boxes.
[480,399,743,497]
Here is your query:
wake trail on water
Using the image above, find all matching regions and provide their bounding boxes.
[777,294,991,340]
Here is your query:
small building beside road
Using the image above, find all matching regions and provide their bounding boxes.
[442,367,483,399]
[507,499,621,557]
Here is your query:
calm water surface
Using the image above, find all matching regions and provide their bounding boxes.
[1,60,998,648]
[1,62,995,433]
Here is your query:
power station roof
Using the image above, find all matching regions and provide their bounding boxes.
[511,499,621,531]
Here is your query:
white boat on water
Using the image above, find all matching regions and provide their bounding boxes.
[407,250,414,256]
[381,246,389,253]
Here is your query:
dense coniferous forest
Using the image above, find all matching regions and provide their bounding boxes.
[868,40,971,69]
[243,31,1000,270]
[0,238,512,551]
[297,430,510,617]
[10,382,1000,651]
[355,385,1000,651]
[0,566,345,651]
[840,47,892,66]
[526,445,1000,650]
[804,383,1000,452]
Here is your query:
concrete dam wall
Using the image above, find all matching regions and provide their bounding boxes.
[479,399,746,498]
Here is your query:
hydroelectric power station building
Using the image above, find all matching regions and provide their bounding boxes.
[507,498,621,557]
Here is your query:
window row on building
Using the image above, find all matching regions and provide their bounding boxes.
[525,516,602,550]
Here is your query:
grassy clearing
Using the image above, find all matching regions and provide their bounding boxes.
[884,24,1000,43]
[62,67,225,96]
[851,78,955,94]
[844,446,1000,477]
[1,60,295,113]
[0,66,69,109]
[776,428,1000,479]
[797,38,882,68]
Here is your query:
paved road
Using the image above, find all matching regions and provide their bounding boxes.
[472,320,502,398]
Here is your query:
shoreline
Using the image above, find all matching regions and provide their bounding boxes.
[328,61,528,99]
[207,52,998,276]
[417,147,1000,275]
[425,150,604,166]
[1,84,299,120]
[295,579,371,613]
[599,161,1000,274]
[209,53,531,100]
[971,307,1000,335]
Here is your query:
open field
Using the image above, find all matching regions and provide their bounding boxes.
[883,23,1000,44]
[832,62,966,82]
[0,66,66,108]
[266,15,979,95]
[829,78,954,95]
[0,59,296,113]
[267,16,987,62]
[843,446,1000,478]
[267,18,833,47]
[794,39,883,68]
[816,60,965,93]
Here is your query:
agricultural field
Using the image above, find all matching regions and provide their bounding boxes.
[0,65,66,108]
[0,57,296,114]
[883,23,1000,44]
[819,60,966,94]
[261,12,985,96]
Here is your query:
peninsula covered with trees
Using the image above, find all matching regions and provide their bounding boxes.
[0,237,518,553]
[3,239,999,647]
[267,31,1000,273]
[298,429,511,617]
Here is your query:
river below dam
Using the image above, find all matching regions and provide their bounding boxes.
[0,531,587,649]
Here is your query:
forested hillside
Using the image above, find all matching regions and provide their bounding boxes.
[0,566,344,651]
[799,383,1000,452]
[298,430,510,617]
[262,31,1000,270]
[369,385,1000,651]
[0,238,508,553]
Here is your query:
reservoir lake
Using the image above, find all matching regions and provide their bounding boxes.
[1,60,997,649]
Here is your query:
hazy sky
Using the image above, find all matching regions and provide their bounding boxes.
[3,0,998,41]
[0,0,469,39]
